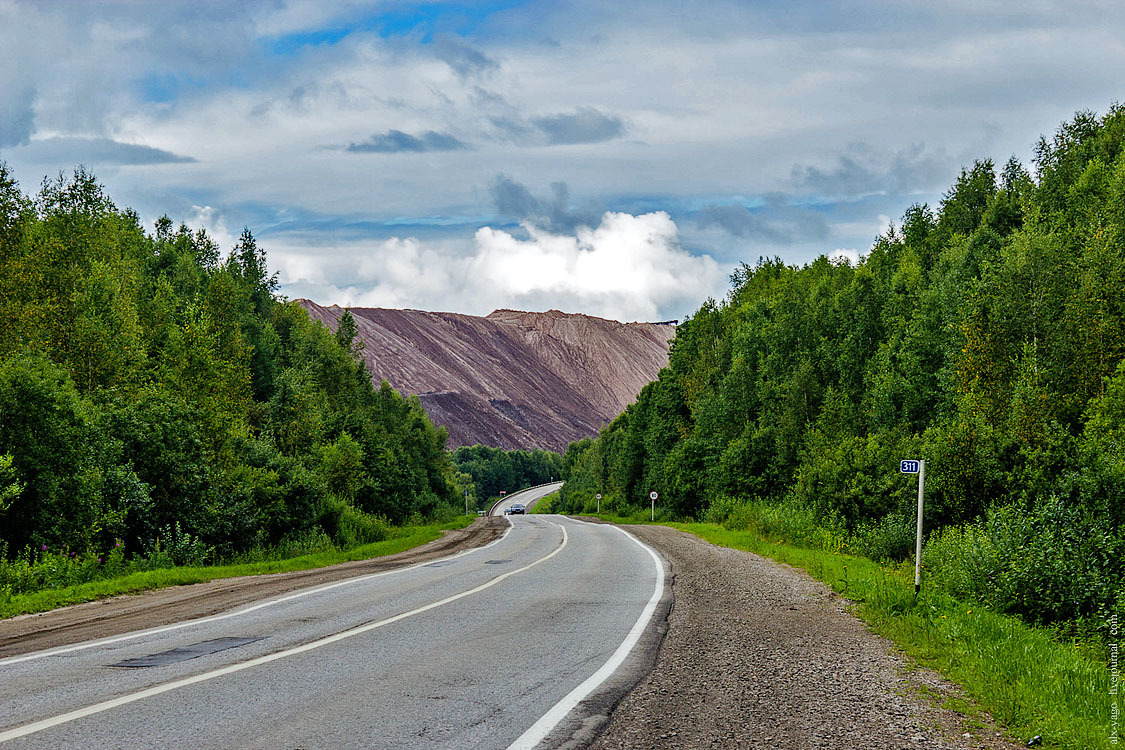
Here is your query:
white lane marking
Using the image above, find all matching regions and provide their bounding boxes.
[0,520,564,744]
[507,520,665,750]
[0,519,515,667]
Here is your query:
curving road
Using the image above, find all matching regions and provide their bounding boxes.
[490,482,563,516]
[0,504,668,749]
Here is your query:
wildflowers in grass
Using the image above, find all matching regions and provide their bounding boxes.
[0,539,129,595]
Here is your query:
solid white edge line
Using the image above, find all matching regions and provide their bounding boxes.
[0,519,562,744]
[506,520,665,750]
[0,517,517,667]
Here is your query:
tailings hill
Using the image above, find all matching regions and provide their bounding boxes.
[297,301,675,452]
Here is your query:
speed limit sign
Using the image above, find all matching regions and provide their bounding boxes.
[649,491,658,500]
[595,493,602,499]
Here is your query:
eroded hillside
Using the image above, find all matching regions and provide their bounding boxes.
[298,301,675,452]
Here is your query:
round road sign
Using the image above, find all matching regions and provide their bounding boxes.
[649,491,658,500]
[595,493,602,500]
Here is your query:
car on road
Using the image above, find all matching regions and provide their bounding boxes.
[509,503,526,515]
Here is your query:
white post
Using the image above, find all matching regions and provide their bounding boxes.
[914,460,925,596]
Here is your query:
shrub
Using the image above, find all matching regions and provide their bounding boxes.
[144,522,212,568]
[318,495,389,548]
[720,497,849,554]
[852,511,917,562]
[923,497,1124,631]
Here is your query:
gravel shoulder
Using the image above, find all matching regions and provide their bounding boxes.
[590,523,1022,750]
[0,517,507,659]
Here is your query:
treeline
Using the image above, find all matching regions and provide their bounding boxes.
[0,166,461,562]
[559,107,1125,631]
[452,445,563,506]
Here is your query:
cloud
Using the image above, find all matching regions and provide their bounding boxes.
[6,0,1125,317]
[828,247,860,266]
[187,204,238,252]
[345,129,469,153]
[0,86,36,149]
[274,211,727,322]
[433,34,498,79]
[487,107,627,148]
[489,174,603,233]
[13,137,195,165]
[694,197,830,244]
[531,107,624,145]
[791,142,952,199]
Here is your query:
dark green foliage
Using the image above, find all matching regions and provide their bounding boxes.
[563,107,1125,631]
[0,167,461,561]
[452,445,563,506]
[0,352,102,550]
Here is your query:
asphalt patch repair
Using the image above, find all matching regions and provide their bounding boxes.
[110,636,265,668]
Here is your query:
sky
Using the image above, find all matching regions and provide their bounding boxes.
[1,0,1122,323]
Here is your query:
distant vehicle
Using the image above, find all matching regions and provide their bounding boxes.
[503,507,512,515]
[509,503,526,515]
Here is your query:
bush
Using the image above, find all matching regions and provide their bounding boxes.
[923,497,1124,630]
[319,495,389,548]
[144,522,212,568]
[852,511,917,562]
[719,497,849,554]
[0,538,128,595]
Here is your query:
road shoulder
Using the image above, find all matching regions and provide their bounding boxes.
[589,524,1020,750]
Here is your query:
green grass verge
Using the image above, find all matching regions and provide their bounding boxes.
[0,517,474,620]
[530,491,559,513]
[586,515,1115,750]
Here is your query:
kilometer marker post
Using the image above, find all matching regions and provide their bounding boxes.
[900,459,925,595]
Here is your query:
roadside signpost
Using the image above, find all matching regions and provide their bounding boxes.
[900,459,925,595]
[649,491,658,521]
[596,493,602,514]
[464,488,469,516]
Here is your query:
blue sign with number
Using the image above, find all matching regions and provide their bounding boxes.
[900,460,920,474]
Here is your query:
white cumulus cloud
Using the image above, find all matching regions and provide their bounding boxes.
[274,211,727,322]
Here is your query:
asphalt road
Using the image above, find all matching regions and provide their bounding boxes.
[491,483,563,516]
[0,508,668,749]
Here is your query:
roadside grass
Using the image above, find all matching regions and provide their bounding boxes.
[0,518,473,620]
[584,514,1113,750]
[530,491,559,513]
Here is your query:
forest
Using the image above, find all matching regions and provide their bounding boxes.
[558,106,1125,636]
[0,165,464,571]
[452,444,563,507]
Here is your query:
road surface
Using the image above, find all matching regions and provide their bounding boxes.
[0,508,668,749]
[491,483,563,516]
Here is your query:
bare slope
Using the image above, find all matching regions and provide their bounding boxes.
[297,301,674,452]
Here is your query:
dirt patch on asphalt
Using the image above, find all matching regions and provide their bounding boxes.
[0,517,507,659]
[590,524,1022,750]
